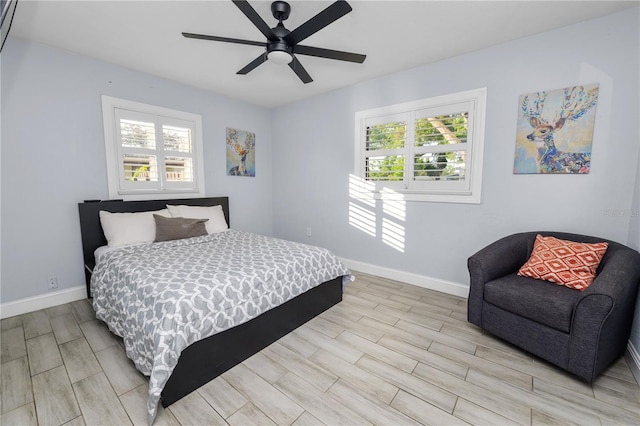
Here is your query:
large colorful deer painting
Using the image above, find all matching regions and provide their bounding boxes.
[514,84,599,174]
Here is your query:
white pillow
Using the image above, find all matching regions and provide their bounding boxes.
[99,209,171,247]
[166,204,228,234]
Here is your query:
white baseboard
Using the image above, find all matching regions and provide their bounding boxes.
[340,257,469,298]
[626,341,640,385]
[0,286,87,319]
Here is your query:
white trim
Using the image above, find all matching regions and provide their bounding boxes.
[0,286,87,319]
[626,341,640,385]
[101,95,205,201]
[340,257,469,298]
[354,88,486,204]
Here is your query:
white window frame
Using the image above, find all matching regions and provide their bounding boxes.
[354,88,486,203]
[101,95,205,200]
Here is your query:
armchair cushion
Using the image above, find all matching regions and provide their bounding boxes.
[517,234,608,290]
[484,273,580,333]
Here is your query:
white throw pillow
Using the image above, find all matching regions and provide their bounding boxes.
[99,209,171,247]
[166,204,228,234]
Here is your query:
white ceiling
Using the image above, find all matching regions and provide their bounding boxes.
[9,0,637,108]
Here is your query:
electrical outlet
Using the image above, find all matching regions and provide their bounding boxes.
[306,227,312,237]
[48,276,58,290]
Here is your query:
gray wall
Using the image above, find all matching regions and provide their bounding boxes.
[1,38,273,303]
[629,135,640,357]
[628,118,640,252]
[271,10,639,344]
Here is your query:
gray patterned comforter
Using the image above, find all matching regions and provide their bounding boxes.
[90,229,350,424]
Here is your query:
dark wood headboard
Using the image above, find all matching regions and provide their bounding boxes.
[78,197,230,297]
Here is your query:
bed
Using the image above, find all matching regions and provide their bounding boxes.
[77,196,348,424]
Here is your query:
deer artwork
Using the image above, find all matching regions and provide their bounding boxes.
[521,85,599,174]
[226,128,256,176]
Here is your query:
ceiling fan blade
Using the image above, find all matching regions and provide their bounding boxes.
[237,53,268,75]
[182,32,265,48]
[284,0,352,46]
[289,56,313,84]
[294,45,366,63]
[232,0,279,42]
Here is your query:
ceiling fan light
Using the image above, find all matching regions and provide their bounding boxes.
[268,50,293,65]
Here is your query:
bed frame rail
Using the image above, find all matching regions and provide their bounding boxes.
[161,276,343,406]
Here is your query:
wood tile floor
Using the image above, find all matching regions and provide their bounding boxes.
[2,271,639,425]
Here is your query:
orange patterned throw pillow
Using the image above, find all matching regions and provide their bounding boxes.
[517,234,608,291]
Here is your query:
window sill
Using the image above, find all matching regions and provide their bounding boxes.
[114,188,204,201]
[355,189,481,204]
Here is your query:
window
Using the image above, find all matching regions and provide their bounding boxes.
[101,96,205,199]
[354,88,486,203]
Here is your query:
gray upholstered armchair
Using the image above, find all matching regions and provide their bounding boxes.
[468,231,640,382]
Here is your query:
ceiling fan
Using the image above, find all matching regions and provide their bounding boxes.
[182,0,366,84]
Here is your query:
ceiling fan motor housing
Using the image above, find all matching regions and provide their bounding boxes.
[271,1,291,21]
[268,22,292,58]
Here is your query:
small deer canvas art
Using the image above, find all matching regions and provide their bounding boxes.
[226,127,256,177]
[514,84,599,174]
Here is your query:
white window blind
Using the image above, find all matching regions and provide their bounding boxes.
[355,88,486,203]
[102,96,205,199]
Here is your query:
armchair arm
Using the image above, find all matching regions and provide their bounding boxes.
[468,233,534,284]
[579,247,640,301]
[467,232,534,326]
[569,247,640,381]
